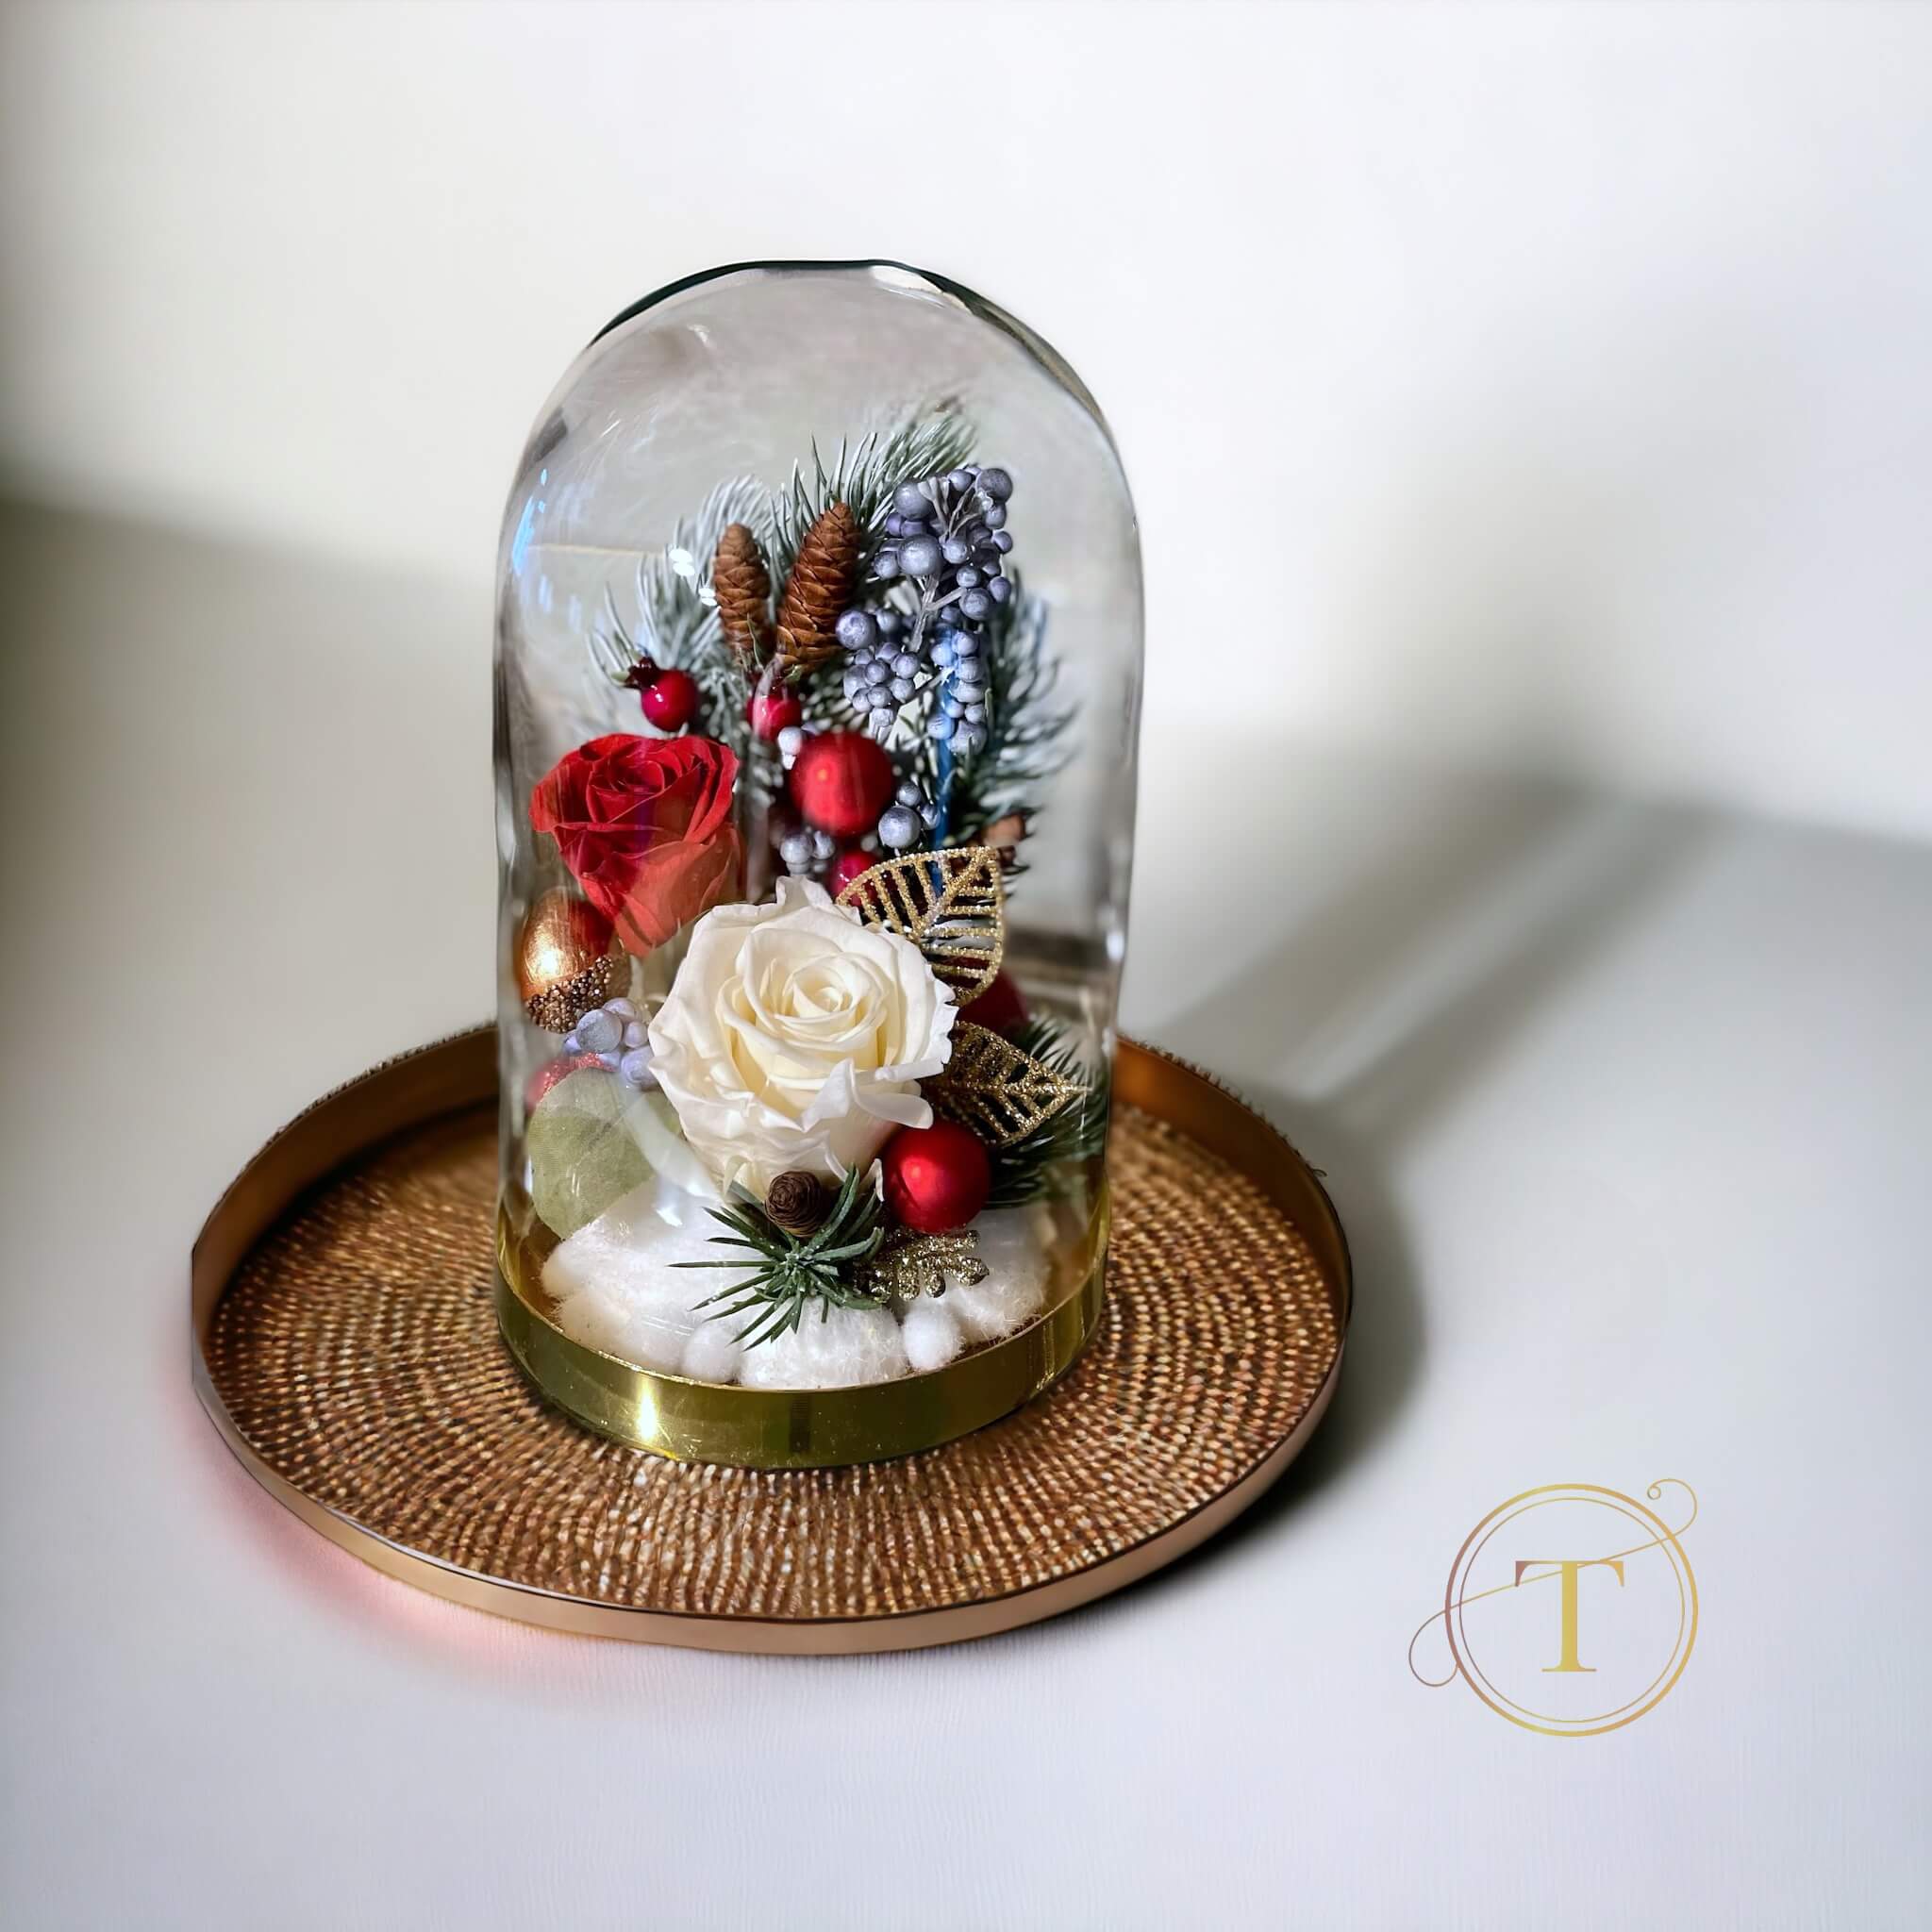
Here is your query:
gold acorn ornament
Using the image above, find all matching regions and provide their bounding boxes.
[515,890,623,1032]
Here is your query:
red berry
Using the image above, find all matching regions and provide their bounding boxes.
[881,1120,991,1234]
[641,668,699,732]
[791,730,895,838]
[747,689,803,741]
[960,969,1028,1036]
[826,848,874,896]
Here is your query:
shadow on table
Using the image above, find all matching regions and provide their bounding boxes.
[1102,777,1715,1602]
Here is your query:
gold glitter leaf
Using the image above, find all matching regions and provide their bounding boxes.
[929,1022,1089,1148]
[857,1230,990,1301]
[835,847,1006,1002]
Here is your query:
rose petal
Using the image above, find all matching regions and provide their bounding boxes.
[648,873,957,1195]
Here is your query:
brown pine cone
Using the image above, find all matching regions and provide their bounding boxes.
[764,1171,828,1237]
[774,502,859,676]
[712,524,773,673]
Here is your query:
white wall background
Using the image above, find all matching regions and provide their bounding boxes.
[3,0,1928,841]
[6,16,1932,1929]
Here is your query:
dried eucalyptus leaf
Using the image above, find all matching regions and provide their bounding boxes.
[527,1067,652,1238]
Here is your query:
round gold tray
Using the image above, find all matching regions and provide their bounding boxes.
[192,1028,1350,1652]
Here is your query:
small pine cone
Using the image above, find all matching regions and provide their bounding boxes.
[712,524,773,673]
[774,502,859,676]
[764,1170,828,1237]
[977,812,1029,861]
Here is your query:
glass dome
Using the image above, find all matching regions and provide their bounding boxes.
[494,261,1141,1466]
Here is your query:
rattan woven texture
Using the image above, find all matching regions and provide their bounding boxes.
[205,1102,1340,1621]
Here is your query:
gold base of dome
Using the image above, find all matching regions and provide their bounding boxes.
[494,1195,1108,1470]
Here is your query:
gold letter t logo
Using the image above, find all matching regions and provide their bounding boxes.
[1514,1558,1626,1673]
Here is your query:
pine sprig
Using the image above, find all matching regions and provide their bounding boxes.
[762,405,976,588]
[985,1015,1111,1208]
[589,476,763,676]
[581,407,1074,887]
[675,1164,889,1348]
[589,476,765,761]
[588,413,979,782]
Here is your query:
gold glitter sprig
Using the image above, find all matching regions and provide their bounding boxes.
[858,1229,991,1301]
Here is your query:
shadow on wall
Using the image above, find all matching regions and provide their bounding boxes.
[0,493,494,1179]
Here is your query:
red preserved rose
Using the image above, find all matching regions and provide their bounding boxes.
[529,733,741,956]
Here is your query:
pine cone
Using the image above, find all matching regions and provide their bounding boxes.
[712,524,773,673]
[764,1171,828,1237]
[774,502,859,676]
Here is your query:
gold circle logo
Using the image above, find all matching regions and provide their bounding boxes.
[1412,1480,1698,1737]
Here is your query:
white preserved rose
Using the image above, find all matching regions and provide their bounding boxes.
[646,876,956,1196]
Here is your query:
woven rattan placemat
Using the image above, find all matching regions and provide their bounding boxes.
[196,1036,1346,1645]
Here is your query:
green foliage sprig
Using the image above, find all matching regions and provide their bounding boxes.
[676,1164,888,1348]
[588,475,764,763]
[761,406,976,586]
[585,404,1076,869]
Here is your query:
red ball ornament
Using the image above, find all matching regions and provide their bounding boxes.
[881,1121,991,1234]
[747,688,803,741]
[960,969,1028,1036]
[826,847,874,895]
[791,729,895,838]
[640,667,700,732]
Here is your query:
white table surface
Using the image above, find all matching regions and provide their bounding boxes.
[4,501,1927,1928]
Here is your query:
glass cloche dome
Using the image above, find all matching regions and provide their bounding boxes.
[494,261,1141,1467]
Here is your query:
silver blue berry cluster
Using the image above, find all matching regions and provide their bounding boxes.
[836,464,1015,762]
[878,778,941,853]
[836,602,916,741]
[776,824,841,876]
[563,995,656,1090]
